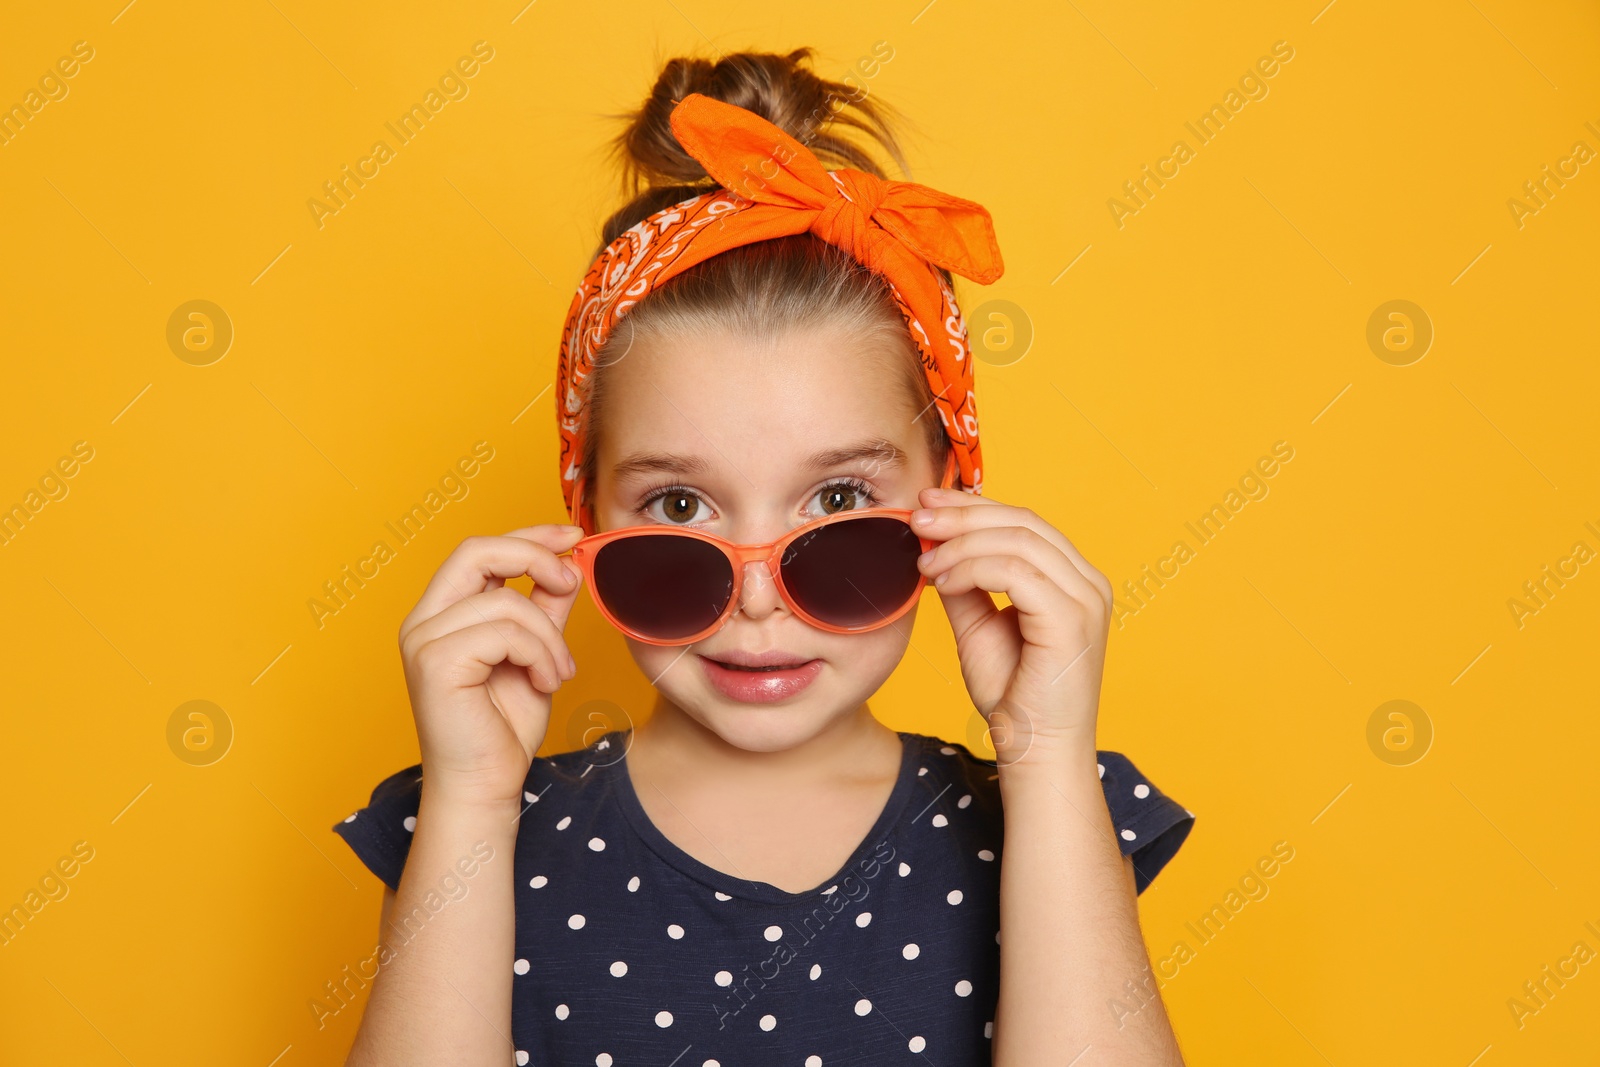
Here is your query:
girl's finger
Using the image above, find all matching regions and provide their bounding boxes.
[481,525,582,593]
[914,489,1113,609]
[919,525,1106,619]
[415,619,563,755]
[480,657,550,763]
[402,527,585,637]
[931,552,1087,647]
[416,617,567,697]
[405,585,577,682]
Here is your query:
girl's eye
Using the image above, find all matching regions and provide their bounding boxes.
[636,477,883,526]
[641,487,705,525]
[812,478,882,516]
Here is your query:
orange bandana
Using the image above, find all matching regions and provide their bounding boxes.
[556,91,1004,531]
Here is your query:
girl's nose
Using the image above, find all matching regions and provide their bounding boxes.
[734,559,784,621]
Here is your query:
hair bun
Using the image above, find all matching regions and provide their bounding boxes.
[606,47,908,200]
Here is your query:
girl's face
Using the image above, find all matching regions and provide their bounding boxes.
[590,323,942,753]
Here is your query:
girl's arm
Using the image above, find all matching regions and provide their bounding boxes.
[342,524,588,1064]
[345,790,520,1066]
[993,742,1184,1065]
[907,489,1186,1062]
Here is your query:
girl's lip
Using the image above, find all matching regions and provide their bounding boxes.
[704,648,813,668]
[698,655,823,704]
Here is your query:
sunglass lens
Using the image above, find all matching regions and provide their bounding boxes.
[593,535,733,641]
[780,515,924,629]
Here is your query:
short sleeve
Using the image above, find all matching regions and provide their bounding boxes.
[1096,751,1195,895]
[330,763,424,892]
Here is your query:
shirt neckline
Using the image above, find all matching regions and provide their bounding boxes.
[604,727,924,906]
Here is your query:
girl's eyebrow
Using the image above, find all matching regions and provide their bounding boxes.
[611,439,906,480]
[611,451,712,479]
[805,439,907,472]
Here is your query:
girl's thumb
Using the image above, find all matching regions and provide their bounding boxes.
[530,558,585,630]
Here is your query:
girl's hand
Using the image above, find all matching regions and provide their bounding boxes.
[397,525,587,809]
[912,488,1114,767]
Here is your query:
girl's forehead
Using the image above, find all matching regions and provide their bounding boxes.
[600,327,920,459]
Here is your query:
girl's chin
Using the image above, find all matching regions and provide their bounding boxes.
[678,696,845,755]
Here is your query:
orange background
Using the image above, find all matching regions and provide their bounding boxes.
[2,1,1597,1063]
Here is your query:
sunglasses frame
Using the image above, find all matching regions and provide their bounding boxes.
[562,450,959,647]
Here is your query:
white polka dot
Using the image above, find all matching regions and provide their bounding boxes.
[703,1061,720,1067]
[931,813,948,827]
[529,875,548,888]
[978,849,995,861]
[715,970,733,987]
[917,767,928,776]
[556,815,572,830]
[809,963,821,980]
[898,862,911,876]
[995,929,1000,944]
[958,793,972,808]
[764,924,784,941]
[597,1056,612,1067]
[806,1058,822,1067]
[513,958,530,975]
[909,1036,927,1052]
[947,889,964,905]
[903,943,920,960]
[984,1021,993,1038]
[343,813,357,823]
[555,1003,569,1020]
[1097,763,1105,778]
[759,1013,776,1031]
[1134,783,1150,799]
[588,836,606,851]
[524,790,539,803]
[568,913,586,930]
[955,979,972,996]
[402,816,416,832]
[854,998,872,1016]
[516,1052,529,1065]
[609,960,628,977]
[821,884,837,895]
[855,912,872,928]
[655,1010,673,1027]
[714,891,732,901]
[668,923,684,939]
[628,876,640,892]
[1121,828,1137,841]
[940,745,956,755]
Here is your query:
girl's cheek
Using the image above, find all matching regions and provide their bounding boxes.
[837,626,914,677]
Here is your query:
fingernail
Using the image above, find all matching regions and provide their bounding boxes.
[935,572,949,587]
[917,549,935,566]
[912,509,934,527]
[564,563,581,586]
[566,650,577,674]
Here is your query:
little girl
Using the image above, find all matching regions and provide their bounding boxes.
[332,48,1194,1066]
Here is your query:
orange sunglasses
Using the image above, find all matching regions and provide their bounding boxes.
[564,451,956,646]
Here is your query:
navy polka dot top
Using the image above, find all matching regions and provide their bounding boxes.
[332,729,1194,1064]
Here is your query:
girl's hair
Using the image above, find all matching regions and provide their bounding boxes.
[579,47,952,509]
